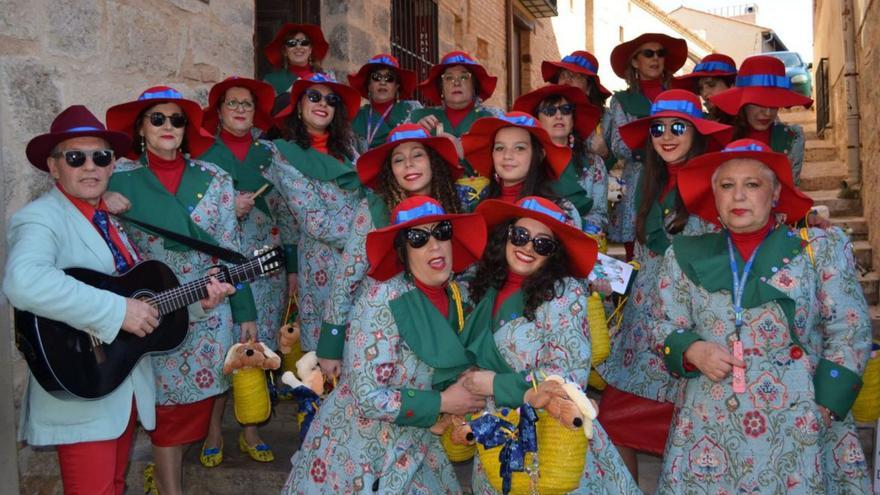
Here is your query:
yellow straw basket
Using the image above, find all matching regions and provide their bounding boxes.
[852,341,880,422]
[587,292,610,365]
[477,408,587,494]
[587,370,607,391]
[281,340,305,375]
[232,368,271,424]
[441,429,476,462]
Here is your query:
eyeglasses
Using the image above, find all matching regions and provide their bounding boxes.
[639,48,667,59]
[508,225,558,257]
[51,149,115,168]
[405,220,453,248]
[223,99,255,111]
[148,112,187,128]
[370,72,397,83]
[304,89,341,107]
[441,73,472,84]
[284,38,311,48]
[649,121,691,138]
[538,103,575,117]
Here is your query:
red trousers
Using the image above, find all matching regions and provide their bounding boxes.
[56,406,137,495]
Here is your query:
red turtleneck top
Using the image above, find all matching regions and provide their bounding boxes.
[415,278,449,318]
[146,150,186,194]
[493,271,527,317]
[499,182,524,204]
[730,216,775,260]
[639,78,664,102]
[445,101,475,129]
[220,128,252,162]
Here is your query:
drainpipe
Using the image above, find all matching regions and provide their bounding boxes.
[841,0,862,193]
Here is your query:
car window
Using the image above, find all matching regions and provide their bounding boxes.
[770,52,802,68]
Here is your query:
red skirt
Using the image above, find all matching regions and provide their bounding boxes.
[148,397,215,447]
[597,385,674,455]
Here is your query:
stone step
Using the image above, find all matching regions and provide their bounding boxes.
[854,240,874,271]
[780,108,816,125]
[803,122,819,140]
[805,189,863,216]
[830,215,868,240]
[800,161,847,191]
[862,272,880,306]
[804,141,839,162]
[871,305,880,341]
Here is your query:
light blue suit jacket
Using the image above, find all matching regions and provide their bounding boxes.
[3,187,156,446]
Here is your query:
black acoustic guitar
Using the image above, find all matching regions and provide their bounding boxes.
[14,246,283,400]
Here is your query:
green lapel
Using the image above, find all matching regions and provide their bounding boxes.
[390,287,471,389]
[550,157,593,218]
[108,160,220,251]
[263,71,297,95]
[413,106,492,137]
[200,139,274,217]
[770,123,796,155]
[672,228,806,346]
[272,139,361,190]
[614,90,652,118]
[643,188,682,256]
[353,103,414,149]
[366,191,391,228]
[458,287,526,377]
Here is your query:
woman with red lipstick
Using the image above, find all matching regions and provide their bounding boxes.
[514,84,609,233]
[317,124,464,376]
[198,76,298,466]
[269,73,364,357]
[283,196,488,494]
[262,23,330,97]
[105,86,258,495]
[605,33,689,261]
[460,196,640,494]
[671,53,738,123]
[710,55,812,185]
[595,89,733,479]
[348,54,423,152]
[651,139,871,493]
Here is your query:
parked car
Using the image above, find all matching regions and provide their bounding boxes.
[764,50,813,98]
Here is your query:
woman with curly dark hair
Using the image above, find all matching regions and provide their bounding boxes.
[458,196,640,494]
[268,73,364,355]
[316,124,465,377]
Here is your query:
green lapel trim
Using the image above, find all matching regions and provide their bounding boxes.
[390,287,472,389]
[770,123,796,154]
[366,191,391,228]
[353,103,414,149]
[263,71,297,95]
[550,157,593,217]
[411,106,493,137]
[108,161,219,251]
[272,139,361,190]
[643,188,682,255]
[200,139,274,217]
[614,90,652,118]
[672,228,806,347]
[459,289,516,376]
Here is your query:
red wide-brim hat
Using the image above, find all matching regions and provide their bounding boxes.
[202,76,277,134]
[357,123,463,190]
[512,84,603,138]
[709,55,813,114]
[26,105,132,171]
[678,138,813,226]
[347,54,418,100]
[671,53,738,92]
[610,33,688,78]
[264,23,329,68]
[106,86,214,160]
[418,51,498,105]
[366,196,487,281]
[618,89,733,151]
[462,112,571,180]
[540,51,611,97]
[476,196,598,278]
[274,73,362,124]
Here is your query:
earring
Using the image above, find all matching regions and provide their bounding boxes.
[568,134,575,149]
[140,138,145,154]
[772,199,778,208]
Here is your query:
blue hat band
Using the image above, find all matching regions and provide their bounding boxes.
[388,129,431,143]
[499,114,537,128]
[561,55,598,74]
[307,72,337,83]
[735,74,791,89]
[139,88,184,101]
[650,99,703,119]
[394,202,446,224]
[442,54,478,65]
[693,61,736,74]
[369,56,398,67]
[520,198,567,223]
[723,143,768,153]
[65,126,105,132]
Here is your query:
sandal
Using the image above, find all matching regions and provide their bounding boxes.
[144,463,159,494]
[238,432,274,462]
[199,439,224,468]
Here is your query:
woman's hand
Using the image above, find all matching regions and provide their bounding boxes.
[589,277,613,297]
[440,379,487,416]
[588,133,609,159]
[683,341,746,382]
[461,369,496,396]
[103,191,131,215]
[199,276,235,311]
[239,321,257,343]
[817,404,833,428]
[416,114,441,133]
[235,192,255,219]
[287,273,298,298]
[435,123,464,159]
[319,358,342,379]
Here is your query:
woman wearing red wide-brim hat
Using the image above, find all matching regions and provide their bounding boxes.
[650,138,871,492]
[262,23,331,96]
[513,85,609,233]
[347,54,423,152]
[709,55,812,185]
[671,53,738,122]
[316,124,464,377]
[283,195,488,494]
[605,33,689,262]
[198,75,297,466]
[595,89,732,477]
[458,196,641,493]
[105,85,258,493]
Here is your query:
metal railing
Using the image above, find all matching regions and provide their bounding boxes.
[391,0,439,104]
[816,57,830,135]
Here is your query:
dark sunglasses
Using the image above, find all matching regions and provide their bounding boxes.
[649,121,690,138]
[148,112,187,128]
[370,72,397,83]
[538,103,575,117]
[284,38,311,48]
[405,220,453,248]
[304,89,341,107]
[508,225,558,257]
[51,149,115,168]
[639,48,667,59]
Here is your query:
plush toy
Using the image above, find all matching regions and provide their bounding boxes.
[278,321,301,355]
[542,375,598,439]
[607,174,626,204]
[430,414,474,444]
[222,341,281,425]
[281,351,326,440]
[222,341,282,374]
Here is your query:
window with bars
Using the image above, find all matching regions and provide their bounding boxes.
[254,0,321,80]
[391,0,439,104]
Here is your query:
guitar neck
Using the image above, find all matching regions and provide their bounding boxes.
[147,258,263,316]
